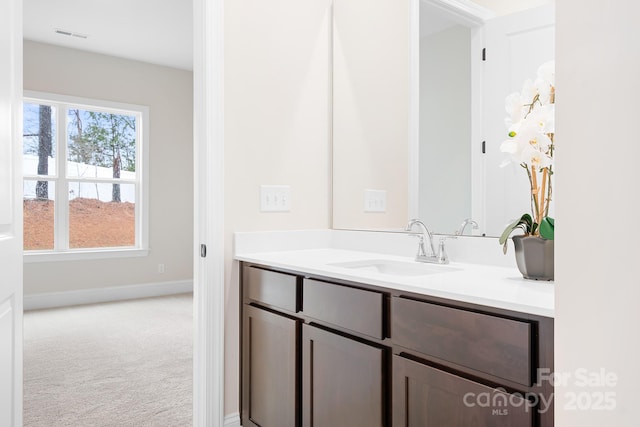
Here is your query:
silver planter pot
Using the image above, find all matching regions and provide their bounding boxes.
[512,235,554,281]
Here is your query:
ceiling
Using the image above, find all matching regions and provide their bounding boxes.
[24,0,193,71]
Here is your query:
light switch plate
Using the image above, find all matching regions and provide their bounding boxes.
[260,185,291,212]
[364,189,386,213]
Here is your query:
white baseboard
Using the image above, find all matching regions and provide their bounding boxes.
[224,412,241,427]
[24,280,193,311]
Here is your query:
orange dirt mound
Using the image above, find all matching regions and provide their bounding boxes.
[23,198,135,250]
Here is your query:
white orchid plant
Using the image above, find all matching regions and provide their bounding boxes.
[499,61,555,251]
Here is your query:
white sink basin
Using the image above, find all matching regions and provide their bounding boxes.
[328,259,460,277]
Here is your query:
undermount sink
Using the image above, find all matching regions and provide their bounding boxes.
[328,259,460,277]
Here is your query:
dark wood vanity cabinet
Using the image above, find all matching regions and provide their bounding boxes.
[240,262,554,427]
[241,266,302,427]
[241,264,388,427]
[391,295,554,427]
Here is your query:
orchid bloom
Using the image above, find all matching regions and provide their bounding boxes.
[499,61,555,232]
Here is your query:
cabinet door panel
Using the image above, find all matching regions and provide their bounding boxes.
[242,305,300,427]
[303,324,386,427]
[393,355,533,427]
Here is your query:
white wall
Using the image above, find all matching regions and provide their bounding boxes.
[556,1,640,424]
[23,41,194,294]
[419,25,471,234]
[332,0,409,230]
[223,0,332,415]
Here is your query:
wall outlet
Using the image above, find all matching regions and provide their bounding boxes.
[260,185,291,212]
[364,189,386,213]
[158,263,165,274]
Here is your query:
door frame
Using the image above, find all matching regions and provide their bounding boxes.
[193,0,226,425]
[9,0,226,425]
[2,0,24,423]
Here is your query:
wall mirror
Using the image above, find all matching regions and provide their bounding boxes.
[332,0,555,237]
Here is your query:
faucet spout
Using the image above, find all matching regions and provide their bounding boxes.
[405,219,436,259]
[455,218,479,236]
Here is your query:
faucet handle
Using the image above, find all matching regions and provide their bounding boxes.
[408,233,427,257]
[437,237,450,264]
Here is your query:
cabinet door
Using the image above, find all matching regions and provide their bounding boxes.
[242,305,300,427]
[393,355,533,427]
[302,324,386,427]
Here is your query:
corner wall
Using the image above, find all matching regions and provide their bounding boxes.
[556,1,640,424]
[23,41,194,294]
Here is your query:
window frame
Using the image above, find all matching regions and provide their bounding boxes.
[23,91,150,262]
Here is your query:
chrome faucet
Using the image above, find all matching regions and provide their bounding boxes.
[455,218,479,236]
[405,219,449,264]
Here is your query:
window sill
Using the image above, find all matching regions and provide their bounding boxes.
[24,248,150,263]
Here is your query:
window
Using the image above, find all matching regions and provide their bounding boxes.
[23,92,149,260]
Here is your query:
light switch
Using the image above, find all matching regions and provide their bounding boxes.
[260,185,291,212]
[364,189,386,213]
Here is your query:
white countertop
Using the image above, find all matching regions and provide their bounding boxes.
[235,248,554,318]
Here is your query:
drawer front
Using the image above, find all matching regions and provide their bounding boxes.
[244,266,298,312]
[392,297,532,386]
[303,279,383,339]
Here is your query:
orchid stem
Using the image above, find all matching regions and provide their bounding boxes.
[530,165,540,234]
[539,168,548,223]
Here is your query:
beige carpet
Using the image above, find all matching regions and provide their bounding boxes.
[23,293,193,427]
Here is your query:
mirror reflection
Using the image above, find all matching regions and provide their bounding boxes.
[418,1,473,235]
[332,0,555,237]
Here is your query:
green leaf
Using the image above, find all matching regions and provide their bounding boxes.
[539,217,555,240]
[499,213,534,246]
[499,217,522,246]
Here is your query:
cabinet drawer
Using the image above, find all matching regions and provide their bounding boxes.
[244,266,299,312]
[302,279,383,339]
[392,297,532,386]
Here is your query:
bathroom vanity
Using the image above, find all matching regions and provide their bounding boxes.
[237,246,554,427]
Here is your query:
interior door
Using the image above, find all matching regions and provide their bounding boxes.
[0,0,24,426]
[482,4,555,235]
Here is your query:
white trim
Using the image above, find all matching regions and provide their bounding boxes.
[22,91,150,254]
[24,248,149,263]
[193,0,225,424]
[224,412,241,427]
[3,0,24,424]
[469,26,485,235]
[24,90,149,117]
[23,280,193,311]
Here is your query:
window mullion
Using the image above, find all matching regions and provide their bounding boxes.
[55,104,69,250]
[136,112,143,248]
